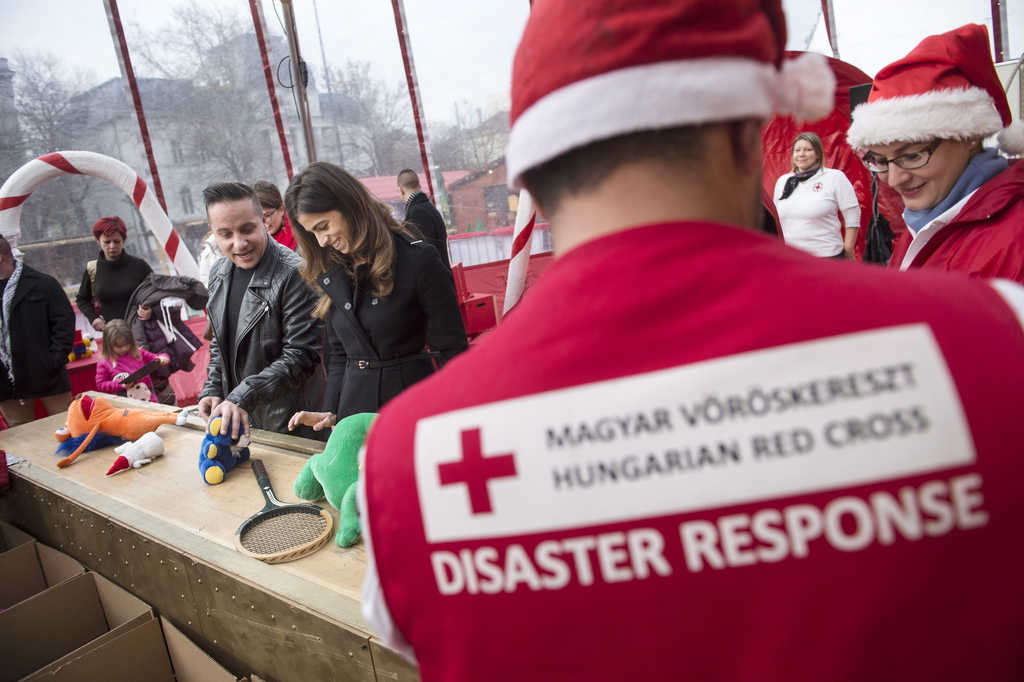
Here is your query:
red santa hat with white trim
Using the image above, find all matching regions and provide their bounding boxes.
[847,24,1024,155]
[505,0,837,189]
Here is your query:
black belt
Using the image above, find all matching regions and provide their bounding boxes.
[348,352,440,370]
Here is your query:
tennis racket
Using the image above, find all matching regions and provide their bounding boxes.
[234,459,333,563]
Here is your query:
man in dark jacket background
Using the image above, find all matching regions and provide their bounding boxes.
[398,169,451,270]
[197,182,325,441]
[0,235,75,427]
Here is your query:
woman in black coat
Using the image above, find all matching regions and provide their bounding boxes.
[76,216,153,332]
[285,162,468,432]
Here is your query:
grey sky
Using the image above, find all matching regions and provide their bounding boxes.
[1,0,1020,126]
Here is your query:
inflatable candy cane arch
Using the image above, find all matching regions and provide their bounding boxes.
[0,151,199,278]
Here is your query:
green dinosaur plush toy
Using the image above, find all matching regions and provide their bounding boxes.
[292,413,375,547]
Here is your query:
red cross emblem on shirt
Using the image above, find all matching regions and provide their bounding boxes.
[438,428,517,515]
[813,182,823,192]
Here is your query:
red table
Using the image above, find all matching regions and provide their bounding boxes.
[26,315,210,419]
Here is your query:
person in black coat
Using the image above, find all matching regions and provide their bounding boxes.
[76,216,153,332]
[126,274,210,405]
[285,162,468,433]
[397,169,451,270]
[0,236,76,427]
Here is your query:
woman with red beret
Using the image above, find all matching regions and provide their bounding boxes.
[75,216,153,332]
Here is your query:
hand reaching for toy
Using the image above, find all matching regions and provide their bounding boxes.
[208,399,250,441]
[197,396,222,422]
[288,411,337,432]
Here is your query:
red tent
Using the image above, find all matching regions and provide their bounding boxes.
[762,53,907,259]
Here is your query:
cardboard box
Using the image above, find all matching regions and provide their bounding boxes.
[0,572,153,682]
[0,542,84,609]
[0,530,241,681]
[20,616,242,682]
[23,618,175,682]
[0,520,34,554]
[162,617,241,682]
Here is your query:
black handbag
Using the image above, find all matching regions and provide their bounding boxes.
[863,173,896,266]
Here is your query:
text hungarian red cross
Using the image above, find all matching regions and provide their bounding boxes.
[438,428,517,514]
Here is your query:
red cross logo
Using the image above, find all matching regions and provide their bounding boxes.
[438,428,517,515]
[813,182,823,192]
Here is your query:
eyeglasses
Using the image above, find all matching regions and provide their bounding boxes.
[860,139,942,174]
[263,207,278,219]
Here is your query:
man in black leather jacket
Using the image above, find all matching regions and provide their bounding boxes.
[197,182,325,441]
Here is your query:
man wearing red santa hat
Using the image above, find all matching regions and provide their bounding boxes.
[848,24,1024,279]
[359,2,1024,680]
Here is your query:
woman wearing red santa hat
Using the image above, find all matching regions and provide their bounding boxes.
[847,24,1024,280]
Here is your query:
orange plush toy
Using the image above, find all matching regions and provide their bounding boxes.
[54,394,186,468]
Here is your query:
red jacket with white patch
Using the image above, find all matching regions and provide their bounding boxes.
[365,221,1024,681]
[889,161,1024,280]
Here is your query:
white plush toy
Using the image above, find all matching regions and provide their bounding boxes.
[106,432,165,475]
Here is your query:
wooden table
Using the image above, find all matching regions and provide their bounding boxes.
[0,395,418,682]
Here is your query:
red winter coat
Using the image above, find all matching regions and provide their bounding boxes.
[364,221,1024,682]
[272,213,298,251]
[890,161,1024,281]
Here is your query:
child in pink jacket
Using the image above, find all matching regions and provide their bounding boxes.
[95,319,169,402]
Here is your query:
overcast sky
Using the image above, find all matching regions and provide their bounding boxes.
[1,0,1021,126]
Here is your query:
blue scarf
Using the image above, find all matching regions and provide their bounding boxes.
[904,148,1008,234]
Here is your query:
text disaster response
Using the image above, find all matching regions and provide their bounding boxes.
[428,362,988,595]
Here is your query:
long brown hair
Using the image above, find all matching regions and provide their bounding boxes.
[285,162,410,318]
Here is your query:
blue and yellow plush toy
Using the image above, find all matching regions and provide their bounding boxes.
[199,416,251,484]
[292,413,375,547]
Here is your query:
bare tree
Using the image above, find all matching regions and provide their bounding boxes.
[0,52,154,286]
[131,5,418,180]
[431,99,509,173]
[5,51,108,245]
[128,2,280,183]
[323,60,419,177]
[431,120,470,172]
[129,1,253,85]
[11,52,94,157]
[0,58,26,180]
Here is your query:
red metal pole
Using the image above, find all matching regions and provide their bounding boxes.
[102,0,167,212]
[991,0,1006,62]
[280,0,318,165]
[250,0,295,180]
[820,0,839,59]
[390,0,436,200]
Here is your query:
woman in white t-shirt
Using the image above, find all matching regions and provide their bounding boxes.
[774,132,861,259]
